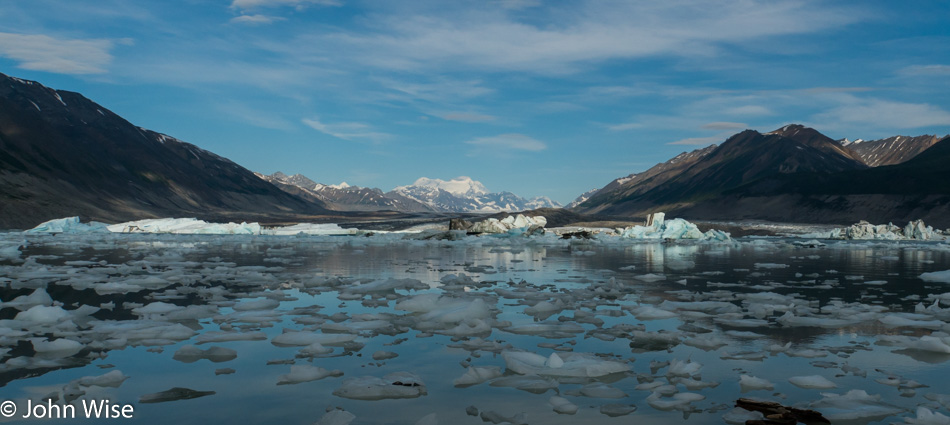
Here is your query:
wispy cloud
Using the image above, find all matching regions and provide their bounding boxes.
[701,121,747,130]
[316,1,864,74]
[668,136,722,146]
[302,117,392,143]
[814,99,950,129]
[465,133,547,154]
[607,122,642,131]
[230,0,341,11]
[439,112,497,123]
[897,64,950,77]
[0,32,118,74]
[230,14,286,25]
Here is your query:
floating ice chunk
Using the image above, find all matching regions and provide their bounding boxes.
[629,330,681,352]
[777,311,862,328]
[723,407,765,424]
[549,396,578,414]
[904,407,950,425]
[195,331,267,344]
[415,413,438,425]
[31,338,83,357]
[2,288,53,311]
[627,305,678,320]
[503,322,585,338]
[667,358,702,377]
[479,410,528,425]
[173,345,237,363]
[489,375,558,394]
[372,351,398,361]
[646,392,705,411]
[599,404,637,417]
[788,375,837,389]
[501,351,629,377]
[16,305,70,324]
[739,375,774,392]
[277,365,343,385]
[453,366,503,387]
[315,409,356,425]
[880,315,945,329]
[683,335,728,351]
[77,370,129,388]
[0,242,24,261]
[344,278,428,294]
[564,382,627,398]
[754,263,789,269]
[233,298,281,311]
[921,271,950,284]
[634,273,666,282]
[332,372,426,400]
[878,335,950,354]
[271,331,357,347]
[26,217,109,233]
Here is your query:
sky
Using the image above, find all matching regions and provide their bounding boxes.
[1,0,949,204]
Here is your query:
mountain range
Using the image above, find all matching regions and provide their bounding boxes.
[574,124,950,227]
[1,71,948,229]
[260,173,562,213]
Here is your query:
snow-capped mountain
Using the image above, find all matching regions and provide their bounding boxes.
[837,135,940,167]
[389,176,562,213]
[567,188,601,209]
[258,172,435,212]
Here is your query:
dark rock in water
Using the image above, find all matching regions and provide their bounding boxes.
[139,387,216,403]
[735,398,829,425]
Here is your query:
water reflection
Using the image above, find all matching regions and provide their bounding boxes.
[0,233,949,424]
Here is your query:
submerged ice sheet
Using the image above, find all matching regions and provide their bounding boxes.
[1,230,950,424]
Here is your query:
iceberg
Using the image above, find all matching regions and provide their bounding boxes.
[618,212,732,242]
[108,218,262,234]
[26,216,109,233]
[467,214,547,235]
[267,223,359,236]
[826,219,946,241]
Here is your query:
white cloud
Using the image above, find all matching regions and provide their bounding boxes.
[465,133,547,152]
[814,99,950,129]
[608,122,642,131]
[230,14,285,25]
[898,64,950,77]
[667,136,721,146]
[722,105,773,116]
[231,0,341,10]
[315,1,864,74]
[302,117,392,143]
[440,112,497,122]
[0,32,115,74]
[701,121,747,130]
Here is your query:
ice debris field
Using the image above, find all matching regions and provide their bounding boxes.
[3,214,950,424]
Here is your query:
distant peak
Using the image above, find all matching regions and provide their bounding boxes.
[404,176,489,195]
[767,124,809,136]
[329,182,351,189]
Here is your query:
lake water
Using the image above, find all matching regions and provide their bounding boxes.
[2,232,950,424]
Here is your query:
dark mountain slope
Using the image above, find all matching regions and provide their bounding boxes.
[0,73,327,229]
[578,125,868,216]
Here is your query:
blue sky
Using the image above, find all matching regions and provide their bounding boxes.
[1,0,949,204]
